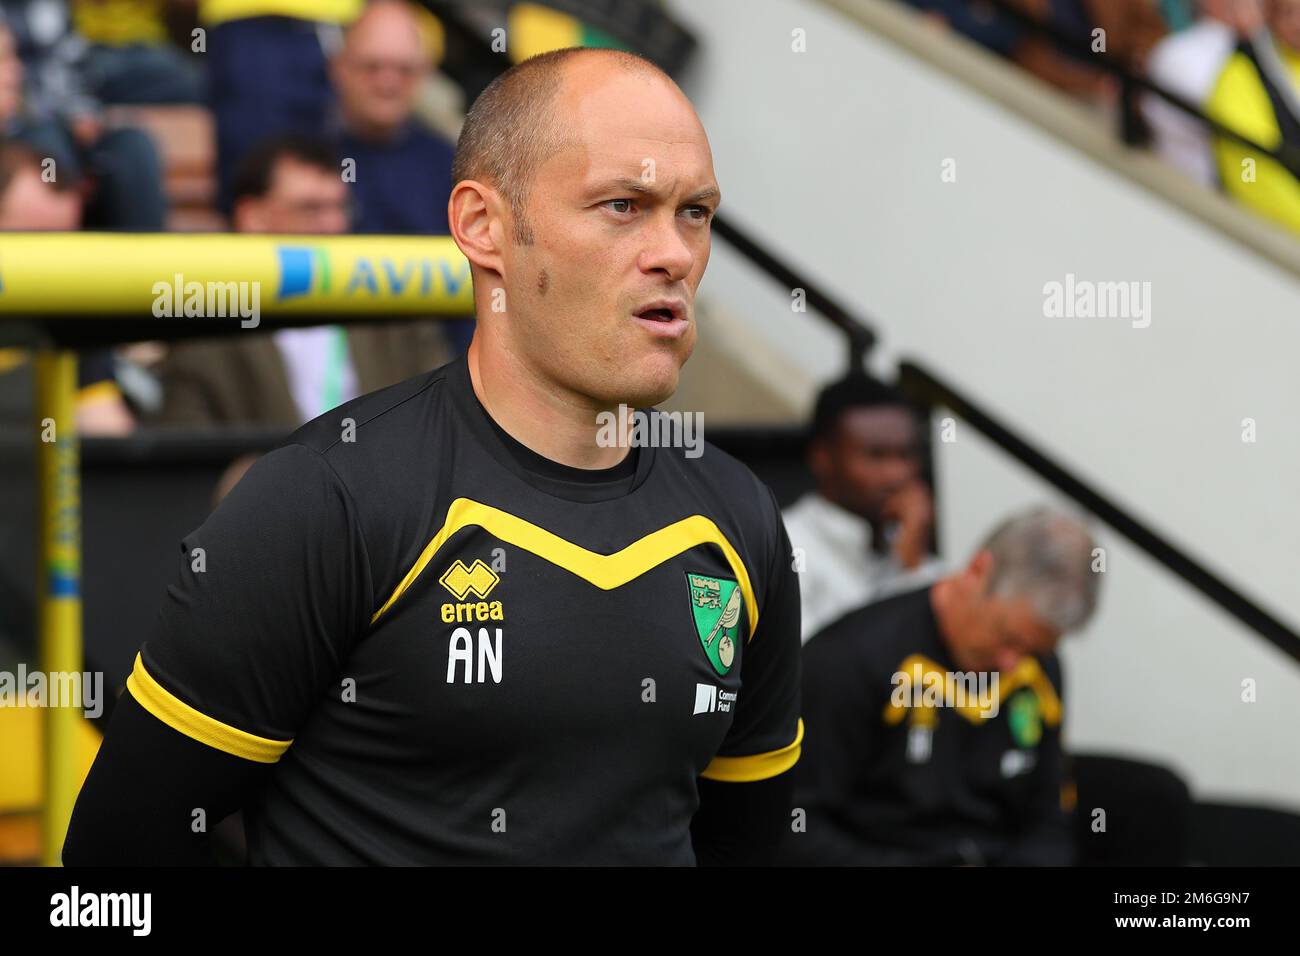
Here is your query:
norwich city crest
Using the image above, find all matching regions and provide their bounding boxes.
[686,573,741,676]
[1007,689,1042,748]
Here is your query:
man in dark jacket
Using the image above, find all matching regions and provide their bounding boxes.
[784,506,1100,866]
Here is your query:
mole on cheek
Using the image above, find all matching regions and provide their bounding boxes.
[537,268,549,295]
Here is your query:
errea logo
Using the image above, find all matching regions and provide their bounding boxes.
[439,559,504,625]
[440,559,500,600]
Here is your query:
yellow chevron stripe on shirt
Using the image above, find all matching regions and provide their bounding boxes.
[371,498,760,640]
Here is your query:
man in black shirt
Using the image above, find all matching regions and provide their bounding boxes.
[783,507,1099,866]
[63,47,802,865]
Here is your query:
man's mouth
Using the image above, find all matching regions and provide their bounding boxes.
[637,308,676,321]
[632,301,690,339]
[633,299,686,323]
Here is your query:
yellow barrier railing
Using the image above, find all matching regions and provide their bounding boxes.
[4,233,475,865]
[0,234,473,316]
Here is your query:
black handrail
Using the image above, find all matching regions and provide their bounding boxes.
[711,214,877,371]
[970,0,1300,178]
[898,360,1300,663]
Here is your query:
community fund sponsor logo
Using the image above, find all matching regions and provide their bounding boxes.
[686,573,740,676]
[50,886,151,936]
[596,406,704,459]
[151,274,260,328]
[693,682,737,715]
[1042,273,1151,328]
[0,665,102,718]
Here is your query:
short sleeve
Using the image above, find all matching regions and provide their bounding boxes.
[700,487,803,782]
[130,442,373,763]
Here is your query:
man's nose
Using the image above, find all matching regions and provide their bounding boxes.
[639,214,695,281]
[880,457,917,485]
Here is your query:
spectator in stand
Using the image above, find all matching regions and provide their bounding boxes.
[0,140,134,435]
[903,0,1029,60]
[329,0,468,353]
[0,12,165,229]
[1086,0,1171,72]
[783,374,943,644]
[1207,0,1300,234]
[905,0,1170,108]
[149,134,451,427]
[200,0,363,214]
[72,0,205,105]
[1145,0,1266,186]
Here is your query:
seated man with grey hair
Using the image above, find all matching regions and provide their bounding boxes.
[781,507,1100,866]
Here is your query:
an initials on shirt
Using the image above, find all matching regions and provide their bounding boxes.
[447,627,503,684]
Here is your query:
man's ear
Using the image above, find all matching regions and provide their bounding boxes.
[807,436,832,485]
[967,549,994,590]
[448,180,506,278]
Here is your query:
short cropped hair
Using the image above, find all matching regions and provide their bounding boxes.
[980,506,1101,633]
[231,134,340,204]
[810,373,918,442]
[451,46,670,244]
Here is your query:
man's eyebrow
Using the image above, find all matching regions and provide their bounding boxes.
[684,186,720,206]
[590,178,721,205]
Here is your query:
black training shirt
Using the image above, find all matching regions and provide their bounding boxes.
[124,354,803,864]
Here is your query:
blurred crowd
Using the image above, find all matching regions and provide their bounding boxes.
[1,1,1299,435]
[0,0,464,435]
[907,0,1300,235]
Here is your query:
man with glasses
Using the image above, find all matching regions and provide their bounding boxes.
[328,0,469,352]
[150,133,450,427]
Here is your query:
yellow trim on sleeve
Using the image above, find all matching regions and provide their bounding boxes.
[700,718,803,783]
[126,653,292,764]
[370,498,760,640]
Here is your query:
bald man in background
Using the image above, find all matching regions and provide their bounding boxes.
[329,0,468,352]
[330,0,456,236]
